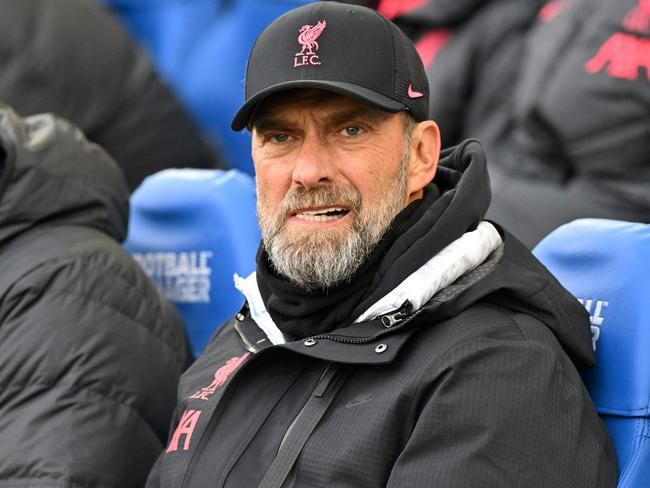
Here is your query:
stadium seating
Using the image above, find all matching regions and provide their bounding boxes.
[94,0,226,81]
[534,219,650,487]
[98,0,317,174]
[124,169,261,357]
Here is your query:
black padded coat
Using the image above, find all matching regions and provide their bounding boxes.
[0,107,191,487]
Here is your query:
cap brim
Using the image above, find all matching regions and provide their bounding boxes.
[231,80,407,131]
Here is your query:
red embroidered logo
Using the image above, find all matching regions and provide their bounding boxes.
[166,409,202,453]
[585,32,650,81]
[624,0,650,34]
[189,352,250,400]
[293,21,327,68]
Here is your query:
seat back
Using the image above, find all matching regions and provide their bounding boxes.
[124,169,260,357]
[95,0,225,80]
[533,219,650,487]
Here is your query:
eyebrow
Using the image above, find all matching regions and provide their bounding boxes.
[253,106,391,133]
[251,114,287,134]
[322,107,391,127]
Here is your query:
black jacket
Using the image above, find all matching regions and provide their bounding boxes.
[0,107,190,487]
[424,0,546,153]
[391,0,650,247]
[147,140,616,487]
[487,0,650,247]
[0,0,222,191]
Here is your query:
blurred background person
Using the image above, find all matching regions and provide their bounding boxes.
[0,105,191,486]
[379,0,650,247]
[0,0,223,191]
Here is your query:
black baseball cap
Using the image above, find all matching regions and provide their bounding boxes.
[231,1,430,131]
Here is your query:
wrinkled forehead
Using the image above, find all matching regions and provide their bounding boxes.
[251,88,392,130]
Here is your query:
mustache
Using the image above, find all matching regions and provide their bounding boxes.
[278,184,361,218]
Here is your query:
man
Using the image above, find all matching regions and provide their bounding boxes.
[146,3,617,487]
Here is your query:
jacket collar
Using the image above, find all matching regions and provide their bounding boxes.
[235,220,502,349]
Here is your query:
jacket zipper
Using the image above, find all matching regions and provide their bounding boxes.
[380,300,414,327]
[308,300,422,345]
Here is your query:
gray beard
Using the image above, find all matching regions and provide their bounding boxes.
[258,151,409,291]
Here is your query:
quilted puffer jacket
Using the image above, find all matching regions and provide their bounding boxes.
[0,107,191,487]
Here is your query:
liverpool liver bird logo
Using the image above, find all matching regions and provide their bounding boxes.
[296,21,327,56]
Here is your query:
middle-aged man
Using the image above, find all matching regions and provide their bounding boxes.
[146,3,617,487]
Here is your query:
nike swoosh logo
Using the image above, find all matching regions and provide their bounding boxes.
[408,84,424,98]
[345,394,373,409]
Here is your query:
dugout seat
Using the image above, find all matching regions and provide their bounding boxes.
[124,169,260,357]
[95,0,225,81]
[533,219,650,488]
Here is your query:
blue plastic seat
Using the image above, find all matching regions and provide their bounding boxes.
[95,0,225,82]
[98,0,316,174]
[124,169,260,357]
[533,219,650,487]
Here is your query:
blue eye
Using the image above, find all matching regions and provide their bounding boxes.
[343,127,362,136]
[272,134,290,143]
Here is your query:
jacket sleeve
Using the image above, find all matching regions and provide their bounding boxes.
[0,246,189,487]
[385,335,617,487]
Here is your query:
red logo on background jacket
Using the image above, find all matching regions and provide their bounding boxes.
[189,352,250,400]
[584,1,650,81]
[624,0,650,34]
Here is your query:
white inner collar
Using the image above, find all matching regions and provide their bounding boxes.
[234,221,502,345]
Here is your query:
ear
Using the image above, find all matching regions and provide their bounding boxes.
[405,121,441,203]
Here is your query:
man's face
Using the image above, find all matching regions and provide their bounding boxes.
[251,90,413,290]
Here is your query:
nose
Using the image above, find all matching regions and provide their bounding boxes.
[291,133,334,189]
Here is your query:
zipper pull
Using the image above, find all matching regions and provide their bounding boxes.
[380,300,413,328]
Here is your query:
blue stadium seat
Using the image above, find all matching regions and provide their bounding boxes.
[95,0,225,82]
[124,169,261,357]
[533,219,650,487]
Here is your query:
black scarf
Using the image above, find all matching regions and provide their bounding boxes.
[256,140,491,339]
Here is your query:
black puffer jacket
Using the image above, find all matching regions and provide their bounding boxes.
[146,140,616,488]
[0,0,222,191]
[0,107,191,487]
